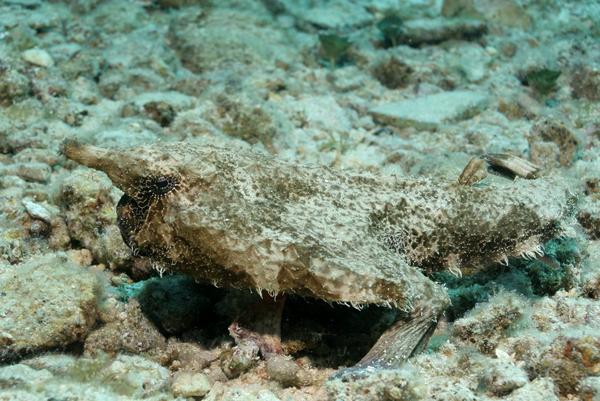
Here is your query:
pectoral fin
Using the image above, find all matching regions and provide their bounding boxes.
[356,308,440,368]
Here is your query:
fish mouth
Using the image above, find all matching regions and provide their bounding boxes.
[61,140,140,192]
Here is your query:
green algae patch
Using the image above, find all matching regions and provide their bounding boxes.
[377,13,404,48]
[318,33,353,67]
[435,238,580,322]
[523,238,580,296]
[523,68,562,96]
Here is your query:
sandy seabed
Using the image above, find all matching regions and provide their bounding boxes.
[0,0,599,400]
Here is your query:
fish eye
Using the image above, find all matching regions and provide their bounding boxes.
[138,174,180,200]
[155,176,173,193]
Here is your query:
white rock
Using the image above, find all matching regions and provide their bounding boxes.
[506,378,559,401]
[478,360,528,395]
[451,43,491,82]
[300,1,372,29]
[22,48,54,67]
[22,199,54,223]
[102,355,169,398]
[171,371,212,398]
[369,90,489,130]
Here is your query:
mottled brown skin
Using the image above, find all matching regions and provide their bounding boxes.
[62,139,573,369]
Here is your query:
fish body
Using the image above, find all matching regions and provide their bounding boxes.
[63,139,573,366]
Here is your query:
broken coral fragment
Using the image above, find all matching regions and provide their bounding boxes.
[370,90,489,129]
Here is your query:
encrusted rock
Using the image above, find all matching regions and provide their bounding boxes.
[0,162,51,183]
[534,335,600,396]
[5,353,174,400]
[22,199,55,223]
[168,10,296,73]
[529,119,579,168]
[297,1,372,30]
[571,66,600,101]
[0,61,31,106]
[203,382,282,401]
[579,376,600,401]
[498,97,537,120]
[84,299,166,358]
[47,217,71,251]
[21,48,54,67]
[477,359,529,395]
[578,202,600,240]
[371,57,413,89]
[142,101,175,127]
[452,292,526,354]
[163,339,216,372]
[103,355,169,398]
[155,0,204,8]
[0,363,53,388]
[504,378,558,401]
[58,168,131,270]
[0,253,100,361]
[208,95,278,150]
[326,367,426,401]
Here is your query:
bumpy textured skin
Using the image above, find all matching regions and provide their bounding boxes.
[62,140,573,365]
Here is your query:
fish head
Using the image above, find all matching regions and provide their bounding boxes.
[61,140,188,256]
[61,139,183,200]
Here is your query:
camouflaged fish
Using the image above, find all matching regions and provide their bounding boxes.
[62,139,574,368]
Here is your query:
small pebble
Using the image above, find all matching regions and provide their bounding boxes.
[0,332,15,347]
[220,342,259,379]
[110,273,131,286]
[266,355,300,387]
[28,219,50,237]
[65,249,94,267]
[171,371,212,398]
[22,48,54,67]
